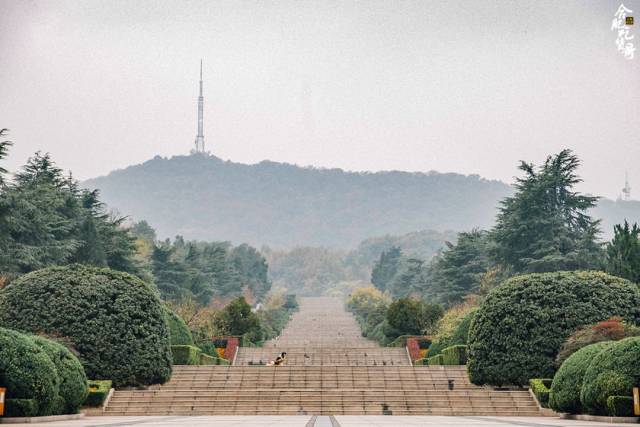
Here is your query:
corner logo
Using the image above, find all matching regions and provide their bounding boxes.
[612,4,635,59]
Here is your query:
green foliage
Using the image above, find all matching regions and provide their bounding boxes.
[386,298,443,337]
[606,396,634,417]
[4,399,38,417]
[84,380,112,408]
[441,345,468,365]
[0,265,172,387]
[556,317,640,367]
[0,152,137,277]
[549,342,612,414]
[31,336,88,414]
[219,296,260,335]
[529,379,552,408]
[171,345,202,365]
[606,221,640,283]
[151,238,269,305]
[164,307,194,346]
[0,128,12,186]
[581,337,640,414]
[427,230,494,304]
[388,258,425,299]
[468,271,640,386]
[198,353,229,365]
[491,150,603,273]
[0,327,59,416]
[371,247,403,292]
[427,354,443,365]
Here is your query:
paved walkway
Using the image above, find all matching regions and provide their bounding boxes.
[0,415,634,427]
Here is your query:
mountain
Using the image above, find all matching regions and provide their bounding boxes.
[83,154,640,248]
[83,154,509,248]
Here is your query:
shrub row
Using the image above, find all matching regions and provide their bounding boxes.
[550,337,640,416]
[164,307,194,346]
[171,345,229,365]
[468,271,640,386]
[0,327,88,417]
[529,378,552,408]
[441,345,468,365]
[0,265,172,387]
[84,380,112,408]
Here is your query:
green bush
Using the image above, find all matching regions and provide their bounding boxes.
[31,336,88,414]
[4,399,39,417]
[441,345,468,365]
[581,337,640,414]
[427,354,443,365]
[529,378,552,408]
[414,358,428,366]
[468,271,640,386]
[0,265,172,387]
[606,396,634,417]
[0,327,60,416]
[164,307,194,346]
[171,345,202,365]
[199,354,217,365]
[84,380,112,407]
[549,341,612,414]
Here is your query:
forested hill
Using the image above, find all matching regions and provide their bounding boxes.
[84,154,640,248]
[83,154,509,248]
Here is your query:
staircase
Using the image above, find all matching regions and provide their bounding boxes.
[104,297,540,416]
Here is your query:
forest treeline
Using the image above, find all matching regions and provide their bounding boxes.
[370,150,640,305]
[0,130,270,306]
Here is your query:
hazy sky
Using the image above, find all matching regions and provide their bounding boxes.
[1,0,639,198]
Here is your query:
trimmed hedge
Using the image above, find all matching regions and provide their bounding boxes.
[468,271,640,386]
[171,345,202,365]
[549,341,612,414]
[84,380,112,407]
[606,396,634,417]
[529,378,552,408]
[4,399,39,417]
[31,336,88,414]
[0,265,172,387]
[441,345,468,365]
[581,337,640,414]
[199,354,230,365]
[164,307,194,346]
[0,327,59,416]
[414,358,428,366]
[427,354,444,365]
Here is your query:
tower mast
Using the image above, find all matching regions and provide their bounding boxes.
[623,171,631,200]
[194,59,205,153]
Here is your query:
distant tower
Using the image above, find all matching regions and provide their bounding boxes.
[622,171,631,200]
[194,60,205,153]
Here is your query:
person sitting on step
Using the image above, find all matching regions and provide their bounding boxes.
[266,351,287,366]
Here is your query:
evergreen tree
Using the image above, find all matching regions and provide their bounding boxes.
[218,296,260,336]
[228,244,271,300]
[491,150,603,273]
[427,230,494,304]
[0,128,12,186]
[371,246,402,291]
[388,257,425,299]
[606,221,640,283]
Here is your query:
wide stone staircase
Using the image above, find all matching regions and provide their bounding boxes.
[104,297,540,416]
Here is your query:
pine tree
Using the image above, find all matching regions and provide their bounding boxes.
[371,246,403,292]
[491,150,603,273]
[606,221,640,283]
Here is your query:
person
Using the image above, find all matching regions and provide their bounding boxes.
[266,351,287,366]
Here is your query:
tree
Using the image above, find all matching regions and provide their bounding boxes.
[228,244,271,301]
[491,150,603,273]
[427,229,494,304]
[386,297,443,336]
[388,257,425,298]
[371,246,403,292]
[0,128,12,186]
[606,221,640,283]
[218,296,260,337]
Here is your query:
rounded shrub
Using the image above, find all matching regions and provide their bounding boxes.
[0,265,172,387]
[468,271,640,386]
[0,327,59,416]
[581,336,640,414]
[164,307,194,346]
[31,336,88,414]
[549,341,612,414]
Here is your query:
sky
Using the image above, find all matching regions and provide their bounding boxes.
[1,0,639,199]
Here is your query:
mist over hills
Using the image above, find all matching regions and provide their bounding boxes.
[83,154,640,248]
